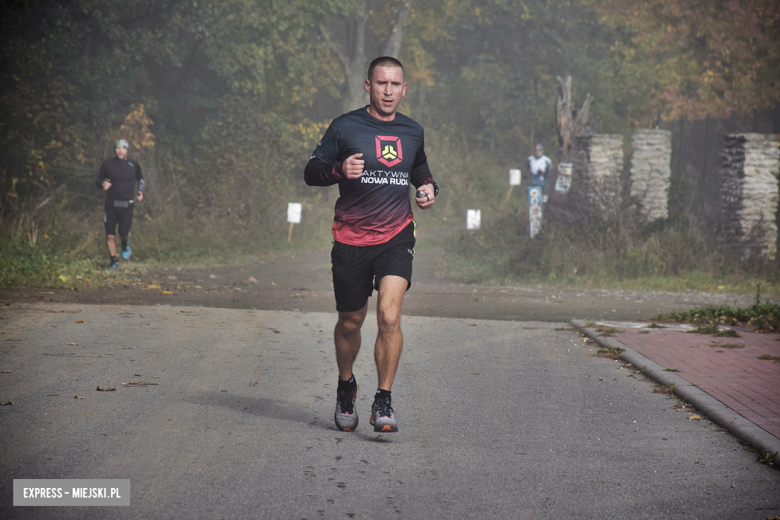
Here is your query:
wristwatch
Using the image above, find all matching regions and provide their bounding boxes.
[428,182,439,197]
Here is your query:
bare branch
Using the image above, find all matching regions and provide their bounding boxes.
[319,24,347,68]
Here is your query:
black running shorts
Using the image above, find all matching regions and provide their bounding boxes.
[104,199,134,237]
[331,220,416,313]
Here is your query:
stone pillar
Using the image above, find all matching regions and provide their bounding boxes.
[720,133,780,259]
[630,129,672,221]
[572,134,624,212]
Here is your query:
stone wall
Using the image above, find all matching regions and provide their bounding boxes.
[720,133,780,259]
[630,129,672,221]
[572,134,624,212]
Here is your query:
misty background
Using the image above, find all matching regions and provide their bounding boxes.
[1,0,778,290]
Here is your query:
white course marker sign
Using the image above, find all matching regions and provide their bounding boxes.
[504,168,522,203]
[287,202,302,241]
[467,209,481,230]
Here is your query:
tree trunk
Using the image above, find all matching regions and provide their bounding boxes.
[321,0,412,113]
[556,75,592,164]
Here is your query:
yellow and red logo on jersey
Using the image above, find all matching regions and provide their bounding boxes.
[375,136,403,168]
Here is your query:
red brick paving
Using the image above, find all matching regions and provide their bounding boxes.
[598,322,780,440]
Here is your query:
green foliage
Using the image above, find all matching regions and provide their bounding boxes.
[687,325,720,335]
[655,303,780,332]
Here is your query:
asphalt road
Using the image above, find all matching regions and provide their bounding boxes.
[1,303,778,519]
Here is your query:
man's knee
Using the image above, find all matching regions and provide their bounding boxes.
[377,307,402,333]
[337,307,367,333]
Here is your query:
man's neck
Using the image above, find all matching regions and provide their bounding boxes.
[367,106,397,122]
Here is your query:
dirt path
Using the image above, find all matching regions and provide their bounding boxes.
[1,248,771,322]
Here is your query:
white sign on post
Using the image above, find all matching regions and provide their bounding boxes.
[467,209,481,230]
[555,163,572,193]
[287,203,302,224]
[509,169,521,186]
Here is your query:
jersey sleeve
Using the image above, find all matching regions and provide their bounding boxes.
[410,135,434,188]
[95,161,108,189]
[304,120,346,187]
[135,162,145,192]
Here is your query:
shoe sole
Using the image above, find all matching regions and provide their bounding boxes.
[369,414,398,433]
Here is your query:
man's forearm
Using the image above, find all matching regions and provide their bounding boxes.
[304,157,342,186]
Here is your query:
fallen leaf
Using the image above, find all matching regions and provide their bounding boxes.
[598,378,604,381]
[168,275,178,280]
[68,342,78,346]
[0,370,11,373]
[0,401,14,405]
[248,276,258,283]
[122,382,160,387]
[59,275,68,282]
[75,320,84,323]
[270,329,281,334]
[74,396,85,399]
[471,372,479,375]
[161,291,173,295]
[148,284,160,289]
[687,414,702,420]
[96,386,117,392]
[468,324,477,327]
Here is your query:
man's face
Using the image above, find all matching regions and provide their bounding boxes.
[115,147,128,160]
[365,65,407,121]
[534,146,543,158]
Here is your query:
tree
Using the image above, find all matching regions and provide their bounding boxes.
[555,76,592,164]
[319,0,413,112]
[596,0,780,120]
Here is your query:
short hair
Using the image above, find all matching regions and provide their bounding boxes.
[367,56,404,81]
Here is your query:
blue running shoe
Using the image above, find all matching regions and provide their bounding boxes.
[370,396,398,432]
[334,382,359,431]
[108,259,118,270]
[122,242,131,259]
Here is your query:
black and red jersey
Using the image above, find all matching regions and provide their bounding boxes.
[304,106,435,246]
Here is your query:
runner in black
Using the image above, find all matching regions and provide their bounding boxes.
[95,139,145,269]
[305,56,438,432]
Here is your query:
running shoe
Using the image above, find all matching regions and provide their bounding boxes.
[334,382,359,431]
[370,396,398,432]
[122,242,131,259]
[108,259,118,270]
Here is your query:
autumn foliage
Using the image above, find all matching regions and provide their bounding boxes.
[597,0,780,120]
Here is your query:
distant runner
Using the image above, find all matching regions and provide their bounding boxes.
[95,139,145,269]
[527,143,551,200]
[304,56,439,433]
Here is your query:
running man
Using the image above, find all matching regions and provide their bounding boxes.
[95,139,145,269]
[304,56,438,433]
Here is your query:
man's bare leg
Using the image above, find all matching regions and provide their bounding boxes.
[333,303,368,431]
[335,303,368,381]
[374,275,407,391]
